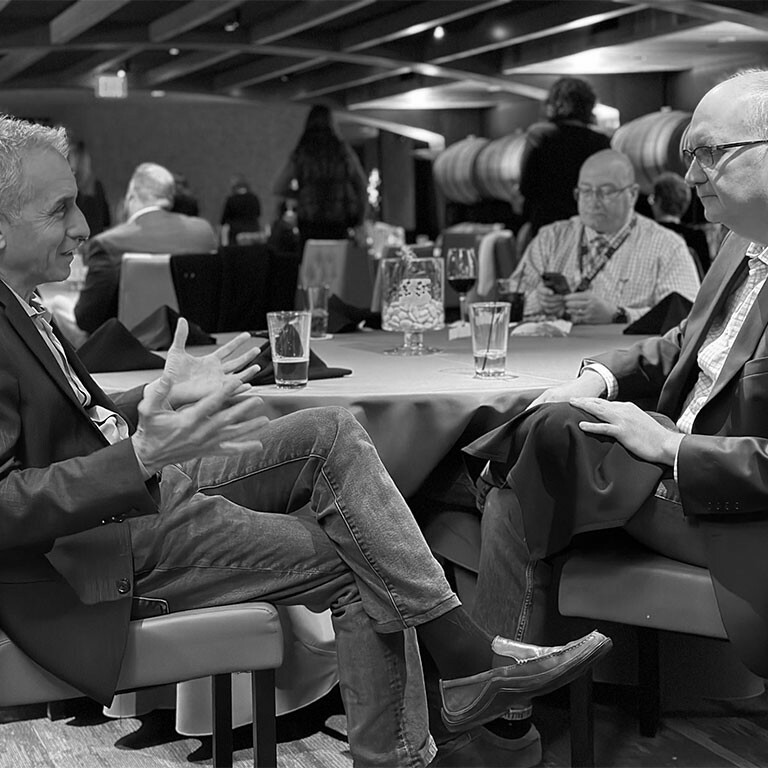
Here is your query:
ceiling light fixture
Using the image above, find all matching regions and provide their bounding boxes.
[169,47,180,56]
[433,25,445,40]
[224,10,241,33]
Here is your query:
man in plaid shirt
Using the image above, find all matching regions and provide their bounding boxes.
[468,69,768,687]
[510,149,700,324]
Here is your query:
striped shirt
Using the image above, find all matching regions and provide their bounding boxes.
[511,214,701,322]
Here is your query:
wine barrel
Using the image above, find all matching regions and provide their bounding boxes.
[432,136,489,205]
[611,109,692,194]
[473,132,526,202]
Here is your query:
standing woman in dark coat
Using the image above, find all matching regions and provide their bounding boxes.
[273,105,367,251]
[519,77,611,236]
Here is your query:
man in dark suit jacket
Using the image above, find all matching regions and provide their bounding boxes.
[468,71,768,703]
[74,161,217,333]
[0,118,607,768]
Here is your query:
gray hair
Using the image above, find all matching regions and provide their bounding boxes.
[127,162,175,208]
[0,115,69,221]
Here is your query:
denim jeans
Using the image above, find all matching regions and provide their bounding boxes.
[128,406,459,767]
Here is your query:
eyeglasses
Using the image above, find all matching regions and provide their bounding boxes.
[573,185,633,203]
[682,139,768,169]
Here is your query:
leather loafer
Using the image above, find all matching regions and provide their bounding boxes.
[440,630,611,732]
[431,724,542,767]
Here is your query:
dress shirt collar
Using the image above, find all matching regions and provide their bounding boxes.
[584,215,636,249]
[126,205,165,225]
[2,278,45,319]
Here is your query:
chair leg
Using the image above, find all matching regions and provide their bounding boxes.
[637,627,661,737]
[251,669,277,768]
[570,672,595,767]
[212,673,234,768]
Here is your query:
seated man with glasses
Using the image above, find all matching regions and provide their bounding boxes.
[468,69,768,720]
[508,149,700,324]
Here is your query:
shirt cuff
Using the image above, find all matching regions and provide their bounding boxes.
[579,362,618,400]
[673,435,684,482]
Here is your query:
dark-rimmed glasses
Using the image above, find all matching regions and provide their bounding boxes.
[682,139,768,169]
[573,185,633,203]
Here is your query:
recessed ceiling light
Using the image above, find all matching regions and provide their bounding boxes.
[433,25,445,40]
[169,47,180,56]
[151,90,166,98]
[116,68,126,78]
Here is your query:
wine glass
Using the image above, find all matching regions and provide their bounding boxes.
[446,247,478,326]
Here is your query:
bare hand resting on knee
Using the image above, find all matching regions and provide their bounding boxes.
[131,319,269,474]
[569,397,684,466]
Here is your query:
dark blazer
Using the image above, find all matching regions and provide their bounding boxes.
[74,208,217,334]
[0,280,157,703]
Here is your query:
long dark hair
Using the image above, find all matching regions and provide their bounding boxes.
[293,105,344,159]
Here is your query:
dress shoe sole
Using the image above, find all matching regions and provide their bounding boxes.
[432,724,542,768]
[441,634,612,733]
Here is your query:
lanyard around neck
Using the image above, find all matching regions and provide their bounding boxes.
[576,217,636,291]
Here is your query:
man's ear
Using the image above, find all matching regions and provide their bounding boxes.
[0,217,8,252]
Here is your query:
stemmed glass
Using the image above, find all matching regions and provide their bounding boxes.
[446,247,478,326]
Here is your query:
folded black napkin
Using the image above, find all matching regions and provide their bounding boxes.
[328,294,382,334]
[130,305,216,350]
[248,339,352,385]
[78,318,165,373]
[624,292,693,335]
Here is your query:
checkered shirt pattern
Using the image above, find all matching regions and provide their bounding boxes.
[511,214,701,322]
[676,242,768,433]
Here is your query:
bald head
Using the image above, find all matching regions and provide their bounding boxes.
[576,149,639,234]
[684,69,768,242]
[579,150,636,187]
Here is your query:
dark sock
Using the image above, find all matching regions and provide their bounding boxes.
[416,606,493,679]
[484,717,533,740]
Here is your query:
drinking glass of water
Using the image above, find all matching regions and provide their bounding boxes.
[266,310,311,387]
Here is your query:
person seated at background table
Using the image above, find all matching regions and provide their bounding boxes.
[220,173,262,246]
[466,70,768,737]
[73,161,217,334]
[0,117,610,768]
[509,149,700,324]
[170,171,200,216]
[518,76,612,238]
[649,170,712,276]
[68,139,111,237]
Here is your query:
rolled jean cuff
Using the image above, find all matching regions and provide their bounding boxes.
[373,594,461,634]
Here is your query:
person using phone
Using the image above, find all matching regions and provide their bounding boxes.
[508,149,701,324]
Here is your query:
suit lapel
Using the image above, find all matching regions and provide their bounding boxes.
[0,283,87,413]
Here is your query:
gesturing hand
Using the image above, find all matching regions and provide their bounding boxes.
[131,372,269,475]
[163,318,262,408]
[569,397,684,465]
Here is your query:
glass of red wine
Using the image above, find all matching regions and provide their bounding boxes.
[446,247,478,326]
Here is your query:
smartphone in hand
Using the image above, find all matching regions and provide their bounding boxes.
[541,272,571,295]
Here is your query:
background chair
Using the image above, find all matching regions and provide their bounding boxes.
[117,253,179,331]
[216,244,272,332]
[300,239,375,310]
[0,603,284,768]
[170,252,223,333]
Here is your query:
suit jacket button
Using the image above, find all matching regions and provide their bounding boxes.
[116,578,131,594]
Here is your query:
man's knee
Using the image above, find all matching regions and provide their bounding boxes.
[524,402,598,454]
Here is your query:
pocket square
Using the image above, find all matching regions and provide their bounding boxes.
[248,339,351,385]
[77,318,165,373]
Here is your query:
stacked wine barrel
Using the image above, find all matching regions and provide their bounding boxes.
[611,109,692,194]
[432,133,525,204]
[433,109,693,204]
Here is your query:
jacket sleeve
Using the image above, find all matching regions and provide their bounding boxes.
[0,367,157,551]
[590,321,686,403]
